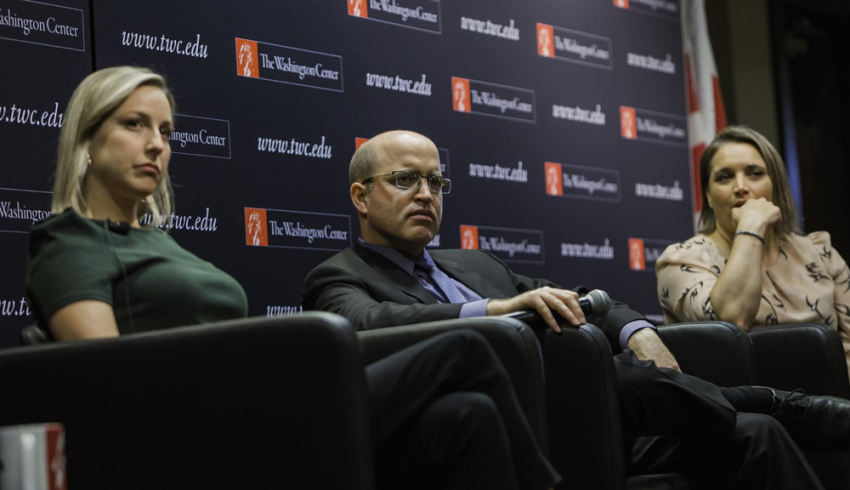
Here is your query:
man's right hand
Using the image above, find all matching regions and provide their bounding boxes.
[486,287,586,332]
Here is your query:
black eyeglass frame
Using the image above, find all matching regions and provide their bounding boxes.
[361,170,452,195]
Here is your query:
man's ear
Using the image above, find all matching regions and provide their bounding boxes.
[350,183,369,216]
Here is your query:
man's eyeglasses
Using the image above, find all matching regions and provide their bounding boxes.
[362,171,452,195]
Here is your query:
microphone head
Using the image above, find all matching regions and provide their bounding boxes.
[586,289,612,317]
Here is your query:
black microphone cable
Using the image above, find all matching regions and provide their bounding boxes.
[103,219,135,334]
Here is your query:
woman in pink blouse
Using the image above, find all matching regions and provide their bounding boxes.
[656,126,850,372]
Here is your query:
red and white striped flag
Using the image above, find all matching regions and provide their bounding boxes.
[683,0,727,228]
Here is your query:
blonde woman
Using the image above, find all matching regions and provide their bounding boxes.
[656,126,850,373]
[25,66,248,341]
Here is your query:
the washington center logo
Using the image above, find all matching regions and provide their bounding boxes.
[614,0,630,9]
[451,76,535,123]
[537,23,554,58]
[545,162,563,196]
[246,208,351,251]
[621,105,687,146]
[629,238,674,271]
[620,106,637,140]
[536,23,612,69]
[546,161,621,202]
[452,77,470,113]
[0,187,53,233]
[235,38,259,78]
[460,225,479,250]
[463,225,544,264]
[245,208,269,246]
[348,0,367,17]
[171,114,231,159]
[629,238,645,271]
[0,1,85,51]
[233,37,344,92]
[347,0,442,34]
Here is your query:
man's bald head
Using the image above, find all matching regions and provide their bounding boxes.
[348,130,438,185]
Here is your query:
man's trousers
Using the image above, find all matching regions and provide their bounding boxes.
[366,329,561,490]
[616,350,823,489]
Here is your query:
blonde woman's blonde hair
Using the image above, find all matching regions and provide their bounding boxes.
[54,66,176,225]
[698,125,801,237]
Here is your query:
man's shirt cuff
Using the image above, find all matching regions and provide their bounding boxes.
[619,320,657,350]
[460,299,490,318]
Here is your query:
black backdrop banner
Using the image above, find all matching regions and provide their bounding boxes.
[0,0,692,347]
[0,0,91,346]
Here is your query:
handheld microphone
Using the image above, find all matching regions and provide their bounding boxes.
[579,289,611,318]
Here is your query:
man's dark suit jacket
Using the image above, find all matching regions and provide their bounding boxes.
[302,244,647,352]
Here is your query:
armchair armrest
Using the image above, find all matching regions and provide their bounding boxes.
[0,313,373,490]
[657,321,759,387]
[748,323,850,398]
[505,311,626,490]
[358,317,548,453]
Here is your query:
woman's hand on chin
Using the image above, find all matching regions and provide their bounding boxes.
[732,198,781,234]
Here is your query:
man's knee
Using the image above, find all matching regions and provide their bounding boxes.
[424,392,502,435]
[434,329,498,363]
[733,413,795,449]
[441,328,489,349]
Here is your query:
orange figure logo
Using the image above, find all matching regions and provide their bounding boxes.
[460,225,479,250]
[46,425,67,490]
[235,38,259,79]
[355,137,370,150]
[245,208,268,246]
[614,0,630,9]
[545,162,563,196]
[629,238,645,271]
[452,77,470,113]
[348,0,367,17]
[537,23,554,58]
[620,106,637,140]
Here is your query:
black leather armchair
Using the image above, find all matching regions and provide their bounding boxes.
[509,314,756,490]
[0,313,373,490]
[357,316,549,452]
[748,323,850,490]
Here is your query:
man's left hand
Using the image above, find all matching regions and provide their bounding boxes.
[627,328,681,372]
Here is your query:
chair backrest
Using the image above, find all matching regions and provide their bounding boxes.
[658,321,759,387]
[749,323,850,398]
[0,313,374,490]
